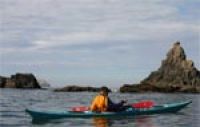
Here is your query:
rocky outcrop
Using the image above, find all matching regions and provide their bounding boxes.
[0,73,41,88]
[37,79,51,88]
[0,76,7,88]
[120,42,200,93]
[54,85,111,92]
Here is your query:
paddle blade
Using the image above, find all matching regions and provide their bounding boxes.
[71,106,89,112]
[132,100,154,108]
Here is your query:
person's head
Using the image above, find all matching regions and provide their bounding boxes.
[99,87,109,96]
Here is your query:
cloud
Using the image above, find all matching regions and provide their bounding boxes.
[23,21,199,51]
[0,0,199,86]
[32,32,108,49]
[1,0,199,54]
[0,1,197,38]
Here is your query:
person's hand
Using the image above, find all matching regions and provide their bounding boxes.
[121,100,128,104]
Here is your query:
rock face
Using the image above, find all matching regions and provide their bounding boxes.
[0,73,41,88]
[120,42,200,93]
[0,76,7,88]
[54,85,111,92]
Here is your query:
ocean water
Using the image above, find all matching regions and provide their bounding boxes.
[0,89,199,127]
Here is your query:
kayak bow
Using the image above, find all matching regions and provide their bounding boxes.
[26,100,192,120]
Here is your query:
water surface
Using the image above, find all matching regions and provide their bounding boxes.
[0,89,199,127]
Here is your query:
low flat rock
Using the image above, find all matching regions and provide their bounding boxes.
[54,85,111,92]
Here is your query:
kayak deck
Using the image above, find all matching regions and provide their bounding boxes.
[26,100,192,120]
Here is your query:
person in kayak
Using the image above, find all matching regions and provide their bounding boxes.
[90,87,127,112]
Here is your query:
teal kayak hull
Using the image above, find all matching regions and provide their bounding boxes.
[26,100,192,120]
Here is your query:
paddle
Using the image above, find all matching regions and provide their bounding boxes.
[71,100,155,112]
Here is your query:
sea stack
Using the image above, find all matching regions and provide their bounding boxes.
[120,42,200,93]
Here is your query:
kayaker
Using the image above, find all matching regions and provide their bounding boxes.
[90,87,127,112]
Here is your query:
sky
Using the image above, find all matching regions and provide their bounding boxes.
[0,0,199,88]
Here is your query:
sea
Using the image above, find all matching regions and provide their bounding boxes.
[0,89,199,127]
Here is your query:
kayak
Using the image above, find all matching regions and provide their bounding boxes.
[26,100,192,120]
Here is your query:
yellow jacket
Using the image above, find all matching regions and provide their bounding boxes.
[90,95,108,112]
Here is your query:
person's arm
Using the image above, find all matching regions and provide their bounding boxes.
[103,97,108,112]
[90,96,97,111]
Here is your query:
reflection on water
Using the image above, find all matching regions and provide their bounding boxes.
[29,113,161,127]
[93,118,109,127]
[92,116,160,127]
[31,116,159,127]
[134,116,158,127]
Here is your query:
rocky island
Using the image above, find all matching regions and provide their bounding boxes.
[54,85,111,92]
[0,73,41,88]
[120,42,200,93]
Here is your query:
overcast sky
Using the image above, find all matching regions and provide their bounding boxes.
[0,0,199,87]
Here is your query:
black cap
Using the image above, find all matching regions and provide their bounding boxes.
[100,86,110,93]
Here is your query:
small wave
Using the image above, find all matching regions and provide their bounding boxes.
[0,110,24,113]
[0,123,28,127]
[0,114,26,118]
